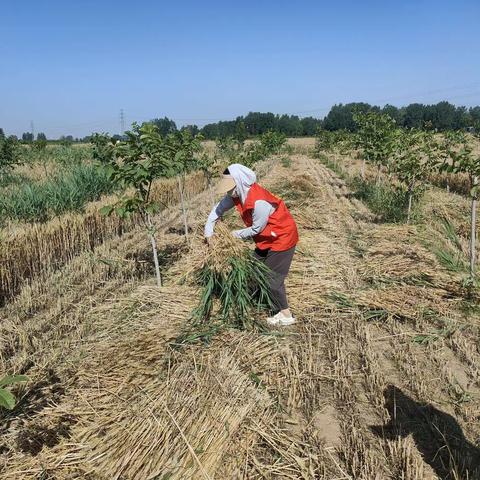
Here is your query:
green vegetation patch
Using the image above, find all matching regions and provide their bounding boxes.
[0,162,114,224]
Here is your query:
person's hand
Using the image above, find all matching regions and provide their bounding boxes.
[231,230,242,239]
[204,237,212,247]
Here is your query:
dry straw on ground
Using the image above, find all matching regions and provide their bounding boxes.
[3,152,480,479]
[3,325,278,479]
[0,172,206,304]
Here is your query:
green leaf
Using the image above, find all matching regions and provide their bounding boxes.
[116,206,127,218]
[99,205,115,216]
[0,375,28,387]
[0,388,16,410]
[104,164,116,179]
[145,203,161,215]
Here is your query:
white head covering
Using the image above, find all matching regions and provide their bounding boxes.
[227,163,256,205]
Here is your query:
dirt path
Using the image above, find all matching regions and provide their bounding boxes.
[2,153,480,479]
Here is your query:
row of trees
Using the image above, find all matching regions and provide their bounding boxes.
[319,111,480,281]
[93,125,287,287]
[3,101,478,144]
[178,102,480,139]
[182,102,480,140]
[200,113,322,139]
[323,102,480,132]
[0,129,81,144]
[140,114,322,140]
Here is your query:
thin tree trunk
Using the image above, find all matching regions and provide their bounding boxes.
[470,175,478,280]
[407,190,413,224]
[177,174,189,242]
[361,158,366,179]
[146,214,162,287]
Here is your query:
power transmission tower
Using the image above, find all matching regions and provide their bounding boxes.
[30,120,35,139]
[120,109,125,135]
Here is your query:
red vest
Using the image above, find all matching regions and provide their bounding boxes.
[233,183,299,251]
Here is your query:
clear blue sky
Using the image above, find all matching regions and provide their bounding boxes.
[1,0,479,138]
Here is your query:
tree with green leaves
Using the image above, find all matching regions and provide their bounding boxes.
[180,124,199,136]
[0,128,5,139]
[234,121,247,143]
[91,133,116,164]
[259,131,287,154]
[32,136,49,175]
[196,151,220,207]
[437,130,465,193]
[0,136,20,181]
[216,136,244,163]
[300,117,322,136]
[22,132,34,143]
[59,135,73,147]
[315,129,335,153]
[324,102,375,131]
[353,111,397,180]
[100,122,175,286]
[151,117,177,137]
[164,130,202,241]
[390,129,437,223]
[0,374,28,410]
[382,104,403,125]
[438,131,479,280]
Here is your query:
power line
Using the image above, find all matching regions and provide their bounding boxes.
[290,84,480,117]
[14,83,480,137]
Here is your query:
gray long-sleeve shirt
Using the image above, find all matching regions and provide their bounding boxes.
[204,195,275,239]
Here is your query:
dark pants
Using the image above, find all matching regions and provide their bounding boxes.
[253,246,295,313]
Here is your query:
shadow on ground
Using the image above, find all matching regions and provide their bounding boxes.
[371,385,480,480]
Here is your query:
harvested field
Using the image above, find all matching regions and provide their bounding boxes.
[2,151,480,479]
[0,172,207,304]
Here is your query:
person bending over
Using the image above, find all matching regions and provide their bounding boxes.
[204,163,298,326]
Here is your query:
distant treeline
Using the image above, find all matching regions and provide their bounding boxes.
[198,112,322,138]
[190,101,480,139]
[0,129,83,144]
[322,101,480,132]
[2,101,479,142]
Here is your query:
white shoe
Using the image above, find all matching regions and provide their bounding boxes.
[279,315,296,326]
[267,312,283,325]
[267,312,296,326]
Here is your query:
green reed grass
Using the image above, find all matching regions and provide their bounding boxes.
[0,163,115,224]
[192,252,274,330]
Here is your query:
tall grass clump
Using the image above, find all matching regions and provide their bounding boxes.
[0,163,115,224]
[431,216,468,274]
[352,177,411,223]
[191,224,273,329]
[48,144,92,165]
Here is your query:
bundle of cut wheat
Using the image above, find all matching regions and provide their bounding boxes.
[179,223,274,329]
[196,224,273,329]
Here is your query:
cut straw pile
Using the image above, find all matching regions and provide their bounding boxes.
[183,223,274,329]
[3,334,274,480]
